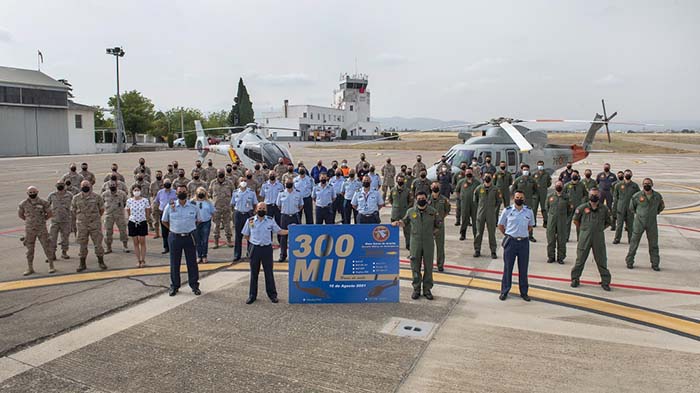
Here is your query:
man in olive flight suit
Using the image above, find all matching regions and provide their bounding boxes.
[564,170,588,242]
[570,187,612,291]
[389,174,413,250]
[457,168,480,240]
[494,161,513,212]
[429,182,450,272]
[451,162,468,226]
[625,178,665,271]
[545,180,570,264]
[532,161,551,228]
[612,169,640,244]
[473,174,502,259]
[511,164,538,242]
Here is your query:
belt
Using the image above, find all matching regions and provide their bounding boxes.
[235,210,252,214]
[507,235,527,241]
[360,212,378,216]
[317,205,330,208]
[251,243,271,248]
[282,213,298,216]
[171,231,194,237]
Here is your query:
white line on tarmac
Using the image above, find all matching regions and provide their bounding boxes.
[0,270,248,383]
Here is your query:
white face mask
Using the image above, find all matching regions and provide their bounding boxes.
[537,165,544,170]
[522,170,530,176]
[239,181,247,189]
[133,190,141,197]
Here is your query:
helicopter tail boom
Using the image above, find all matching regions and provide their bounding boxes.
[194,120,209,160]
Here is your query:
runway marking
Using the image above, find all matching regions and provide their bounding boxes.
[658,182,700,215]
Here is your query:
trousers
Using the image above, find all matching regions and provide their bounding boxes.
[249,244,277,299]
[168,232,199,290]
[279,213,299,260]
[501,236,529,296]
[234,211,253,259]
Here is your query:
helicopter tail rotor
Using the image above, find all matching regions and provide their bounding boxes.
[194,120,209,160]
[601,99,617,143]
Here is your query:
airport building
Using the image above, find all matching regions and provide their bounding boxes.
[258,73,381,140]
[0,66,97,156]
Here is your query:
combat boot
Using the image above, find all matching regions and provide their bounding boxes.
[23,261,34,276]
[123,241,130,253]
[213,237,220,249]
[48,259,56,274]
[104,245,112,254]
[227,237,234,247]
[48,251,56,263]
[98,256,108,270]
[77,257,87,272]
[61,250,70,259]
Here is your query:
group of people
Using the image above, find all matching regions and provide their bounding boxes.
[18,153,664,304]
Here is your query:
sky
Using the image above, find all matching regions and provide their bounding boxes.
[1,0,699,124]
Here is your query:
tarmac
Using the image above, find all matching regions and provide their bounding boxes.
[0,143,699,392]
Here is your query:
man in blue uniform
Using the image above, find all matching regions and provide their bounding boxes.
[497,190,534,302]
[352,175,384,224]
[596,163,617,213]
[341,170,362,224]
[276,180,303,262]
[231,181,257,261]
[260,171,284,225]
[312,172,336,224]
[329,170,345,222]
[153,179,177,254]
[161,185,201,296]
[242,202,289,304]
[294,168,315,224]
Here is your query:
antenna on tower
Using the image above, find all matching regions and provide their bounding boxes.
[354,57,358,76]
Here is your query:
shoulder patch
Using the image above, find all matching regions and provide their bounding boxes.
[639,196,645,202]
[575,208,580,214]
[549,196,554,202]
[584,207,591,214]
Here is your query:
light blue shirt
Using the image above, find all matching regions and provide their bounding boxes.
[498,205,535,238]
[162,200,200,234]
[351,189,384,214]
[369,173,382,190]
[312,183,335,207]
[242,215,282,246]
[342,178,362,201]
[194,199,215,222]
[276,189,304,214]
[294,175,314,198]
[154,188,176,209]
[260,181,284,205]
[230,188,257,213]
[330,175,344,195]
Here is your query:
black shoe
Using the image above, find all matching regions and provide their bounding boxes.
[612,239,620,244]
[193,288,201,296]
[473,251,481,257]
[233,257,241,262]
[652,266,660,271]
[557,259,565,265]
[521,294,531,302]
[529,236,537,242]
[245,297,256,304]
[601,283,611,291]
[411,291,420,300]
[278,257,287,262]
[491,252,497,259]
[499,293,507,301]
[547,257,555,263]
[423,291,434,300]
[459,235,466,241]
[161,249,169,254]
[542,222,547,229]
[454,221,460,226]
[438,267,444,272]
[610,225,616,231]
[169,287,178,296]
[571,279,580,288]
[627,264,634,269]
[270,297,279,303]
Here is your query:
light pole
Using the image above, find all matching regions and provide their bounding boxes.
[106,46,125,151]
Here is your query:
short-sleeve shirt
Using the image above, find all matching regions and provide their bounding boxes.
[126,198,150,222]
[161,200,200,234]
[276,190,304,214]
[194,199,216,222]
[242,215,281,246]
[498,205,534,238]
[351,189,384,214]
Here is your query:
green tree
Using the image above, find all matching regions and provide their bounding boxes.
[228,78,254,127]
[150,111,170,140]
[341,128,348,140]
[203,110,231,136]
[108,90,155,145]
[94,108,114,128]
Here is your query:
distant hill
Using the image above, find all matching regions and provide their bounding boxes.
[372,117,470,131]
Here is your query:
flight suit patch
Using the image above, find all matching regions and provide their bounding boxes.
[584,207,591,214]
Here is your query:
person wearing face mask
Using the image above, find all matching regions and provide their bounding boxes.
[276,179,304,262]
[78,162,95,185]
[429,182,450,271]
[564,170,588,242]
[392,191,441,300]
[473,175,502,260]
[126,185,151,268]
[101,181,130,255]
[187,169,207,197]
[339,160,350,177]
[103,163,125,183]
[380,158,396,200]
[203,159,218,183]
[71,180,107,272]
[133,157,152,182]
[192,187,215,264]
[294,168,315,224]
[312,172,336,224]
[150,170,164,238]
[411,169,431,198]
[612,170,640,244]
[131,174,153,230]
[404,168,415,191]
[225,164,239,186]
[231,180,257,261]
[311,160,327,184]
[261,170,284,226]
[480,155,497,177]
[545,180,571,264]
[497,190,534,302]
[451,162,469,226]
[154,179,178,253]
[470,158,482,179]
[581,169,596,192]
[190,160,204,182]
[368,166,382,191]
[19,186,54,276]
[47,181,73,262]
[282,164,298,184]
[173,169,190,189]
[242,202,289,304]
[596,163,617,212]
[558,162,574,184]
[62,163,84,189]
[355,153,369,174]
[571,188,612,291]
[389,174,413,250]
[412,155,426,176]
[511,164,538,233]
[494,160,513,213]
[273,157,287,179]
[532,161,552,228]
[242,170,259,202]
[456,168,481,241]
[164,164,178,182]
[208,169,234,249]
[626,178,665,271]
[329,170,345,222]
[161,185,202,297]
[100,174,128,194]
[437,166,452,199]
[351,175,384,224]
[609,171,625,231]
[341,170,362,224]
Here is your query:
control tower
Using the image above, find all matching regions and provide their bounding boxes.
[334,73,371,128]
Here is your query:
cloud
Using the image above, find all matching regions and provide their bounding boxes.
[374,53,409,66]
[463,57,506,73]
[251,73,314,86]
[0,28,11,43]
[443,77,498,93]
[594,74,624,86]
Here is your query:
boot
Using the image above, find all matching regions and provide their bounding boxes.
[123,241,130,253]
[213,238,220,249]
[48,260,56,274]
[98,256,108,270]
[227,237,234,247]
[61,250,70,259]
[77,257,87,272]
[23,261,34,276]
[104,244,112,254]
[47,252,56,263]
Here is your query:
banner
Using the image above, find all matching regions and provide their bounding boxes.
[288,224,400,304]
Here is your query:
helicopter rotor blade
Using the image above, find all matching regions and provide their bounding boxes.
[500,122,533,152]
[601,99,611,143]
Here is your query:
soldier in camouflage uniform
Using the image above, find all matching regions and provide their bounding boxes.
[533,161,551,227]
[18,186,54,275]
[164,164,178,182]
[252,163,266,200]
[452,162,468,226]
[173,168,190,190]
[625,178,665,271]
[494,161,512,210]
[381,158,396,201]
[545,180,570,264]
[203,159,218,184]
[103,163,125,183]
[389,174,412,250]
[187,169,208,197]
[48,181,73,261]
[457,168,481,240]
[473,174,502,259]
[273,157,287,179]
[72,181,106,271]
[511,164,538,241]
[564,170,588,242]
[411,169,431,198]
[150,170,164,237]
[78,162,96,185]
[61,163,83,190]
[429,182,451,271]
[570,188,612,291]
[612,169,640,244]
[133,157,152,183]
[102,182,129,254]
[100,174,127,193]
[209,169,234,248]
[412,155,426,176]
[281,164,297,185]
[191,160,204,181]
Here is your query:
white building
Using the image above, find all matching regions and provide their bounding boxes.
[258,73,381,140]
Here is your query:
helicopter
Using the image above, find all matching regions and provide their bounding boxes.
[190,120,296,169]
[426,100,658,180]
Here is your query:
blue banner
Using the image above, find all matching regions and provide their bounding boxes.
[288,224,400,304]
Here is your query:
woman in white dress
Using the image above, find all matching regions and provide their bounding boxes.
[126,185,151,267]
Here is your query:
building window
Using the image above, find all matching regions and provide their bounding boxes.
[75,114,83,129]
[350,105,354,111]
[367,117,370,121]
[303,112,307,118]
[293,132,297,137]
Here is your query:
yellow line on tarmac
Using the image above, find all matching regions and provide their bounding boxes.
[659,182,700,215]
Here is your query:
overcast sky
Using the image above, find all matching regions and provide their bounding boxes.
[2,0,698,122]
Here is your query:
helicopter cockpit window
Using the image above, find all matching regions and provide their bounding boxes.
[477,151,492,164]
[450,150,474,166]
[261,143,286,167]
[244,145,263,163]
